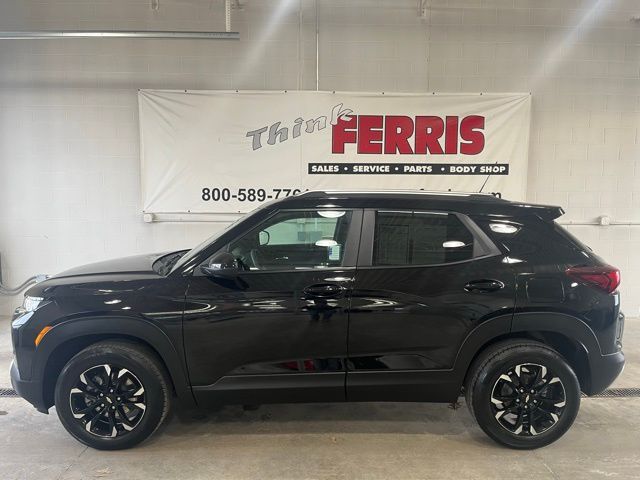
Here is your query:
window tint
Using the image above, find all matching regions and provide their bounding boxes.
[228,210,352,270]
[474,216,594,263]
[373,211,474,266]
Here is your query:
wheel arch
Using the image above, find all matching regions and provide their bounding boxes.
[35,316,195,410]
[454,312,597,394]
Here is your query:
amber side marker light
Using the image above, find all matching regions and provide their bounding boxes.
[34,326,52,346]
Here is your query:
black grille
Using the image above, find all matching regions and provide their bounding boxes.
[0,388,17,397]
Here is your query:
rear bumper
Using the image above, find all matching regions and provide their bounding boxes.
[10,360,48,413]
[585,350,625,396]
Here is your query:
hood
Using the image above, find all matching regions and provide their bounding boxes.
[53,253,165,279]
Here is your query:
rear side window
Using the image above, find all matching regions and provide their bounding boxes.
[373,211,475,266]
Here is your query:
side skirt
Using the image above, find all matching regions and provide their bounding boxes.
[193,370,462,407]
[192,372,346,407]
[346,370,460,403]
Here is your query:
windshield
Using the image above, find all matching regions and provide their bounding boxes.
[170,209,262,273]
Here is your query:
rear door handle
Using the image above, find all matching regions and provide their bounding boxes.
[464,279,505,293]
[303,283,345,298]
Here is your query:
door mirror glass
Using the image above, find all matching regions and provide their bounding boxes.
[200,252,239,276]
[258,230,270,246]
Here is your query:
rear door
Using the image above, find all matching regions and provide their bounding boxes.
[346,209,516,402]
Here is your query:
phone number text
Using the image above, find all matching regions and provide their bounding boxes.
[201,187,304,202]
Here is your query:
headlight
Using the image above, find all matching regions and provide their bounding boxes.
[23,296,44,312]
[12,296,44,328]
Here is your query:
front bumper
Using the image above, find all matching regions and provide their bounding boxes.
[10,360,48,413]
[585,350,625,396]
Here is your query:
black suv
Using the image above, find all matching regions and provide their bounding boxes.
[11,190,625,450]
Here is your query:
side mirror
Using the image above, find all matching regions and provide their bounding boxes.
[200,252,239,277]
[259,230,270,246]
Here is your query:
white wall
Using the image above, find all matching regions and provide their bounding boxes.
[1,0,639,315]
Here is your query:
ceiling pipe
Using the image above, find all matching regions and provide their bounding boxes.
[0,30,239,40]
[0,254,48,296]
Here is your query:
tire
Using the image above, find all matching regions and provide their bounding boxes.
[54,340,172,450]
[465,340,580,449]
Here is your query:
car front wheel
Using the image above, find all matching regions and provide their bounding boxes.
[466,340,580,449]
[54,340,172,450]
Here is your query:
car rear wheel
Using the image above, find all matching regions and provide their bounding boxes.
[54,341,171,450]
[465,340,580,449]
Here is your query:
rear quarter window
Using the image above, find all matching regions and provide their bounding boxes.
[472,215,596,265]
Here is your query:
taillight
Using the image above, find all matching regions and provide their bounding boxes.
[565,265,620,294]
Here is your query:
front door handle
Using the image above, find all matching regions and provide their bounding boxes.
[464,279,505,293]
[303,283,345,298]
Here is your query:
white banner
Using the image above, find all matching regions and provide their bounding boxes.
[139,90,531,214]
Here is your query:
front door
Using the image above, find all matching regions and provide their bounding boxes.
[183,208,362,406]
[346,209,515,402]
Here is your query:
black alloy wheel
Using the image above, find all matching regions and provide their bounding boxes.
[55,341,171,450]
[69,364,147,438]
[490,363,566,437]
[466,340,580,449]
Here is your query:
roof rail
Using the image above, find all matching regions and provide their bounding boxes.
[300,189,499,197]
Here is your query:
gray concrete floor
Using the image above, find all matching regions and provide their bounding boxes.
[1,316,639,480]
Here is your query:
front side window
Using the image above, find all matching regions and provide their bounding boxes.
[373,211,474,266]
[227,210,352,270]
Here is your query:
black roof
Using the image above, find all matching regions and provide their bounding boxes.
[273,190,564,219]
